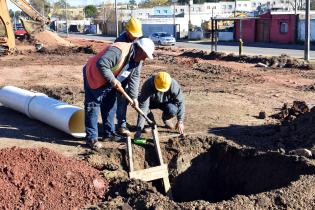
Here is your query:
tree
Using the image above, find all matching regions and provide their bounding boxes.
[139,0,169,8]
[9,9,14,18]
[129,0,137,9]
[29,0,50,16]
[84,5,98,18]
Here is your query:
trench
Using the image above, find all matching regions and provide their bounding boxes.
[169,143,315,203]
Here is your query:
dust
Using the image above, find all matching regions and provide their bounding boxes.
[0,147,107,209]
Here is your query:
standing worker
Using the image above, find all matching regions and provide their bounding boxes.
[115,17,143,43]
[83,38,155,149]
[115,17,143,136]
[134,72,185,139]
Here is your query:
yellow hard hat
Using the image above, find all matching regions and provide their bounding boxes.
[154,72,172,92]
[125,17,143,38]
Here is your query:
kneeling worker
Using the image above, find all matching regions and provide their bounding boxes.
[134,72,185,138]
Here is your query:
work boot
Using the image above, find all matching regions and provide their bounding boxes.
[117,127,131,136]
[164,118,175,130]
[102,133,123,142]
[86,140,103,150]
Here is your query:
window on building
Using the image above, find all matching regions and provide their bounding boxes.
[147,13,149,16]
[192,7,194,11]
[238,4,241,7]
[164,10,167,13]
[252,3,256,6]
[213,6,216,9]
[175,9,178,12]
[139,13,142,15]
[229,5,232,9]
[222,5,226,9]
[207,6,210,9]
[280,22,288,33]
[244,4,247,7]
[197,7,201,11]
[273,1,276,5]
[180,8,184,12]
[157,10,160,13]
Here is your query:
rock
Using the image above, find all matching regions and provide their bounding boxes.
[256,62,268,68]
[258,111,267,119]
[288,149,312,158]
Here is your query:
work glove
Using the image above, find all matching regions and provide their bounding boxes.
[176,121,184,135]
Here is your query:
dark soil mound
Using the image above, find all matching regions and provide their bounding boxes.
[180,50,312,69]
[37,46,96,55]
[0,147,107,209]
[88,136,315,209]
[29,85,84,105]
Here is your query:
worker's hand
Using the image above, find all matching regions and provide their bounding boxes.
[111,79,122,90]
[131,98,139,108]
[176,121,184,135]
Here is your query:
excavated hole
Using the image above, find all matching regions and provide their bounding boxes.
[169,142,314,203]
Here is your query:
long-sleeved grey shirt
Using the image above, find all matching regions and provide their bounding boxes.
[136,75,185,130]
[95,44,142,99]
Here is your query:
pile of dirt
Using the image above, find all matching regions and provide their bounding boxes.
[29,85,84,105]
[36,45,96,55]
[270,101,310,121]
[0,147,107,209]
[32,30,73,48]
[298,83,315,92]
[84,136,315,209]
[180,50,312,69]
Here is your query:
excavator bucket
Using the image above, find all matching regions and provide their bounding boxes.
[20,18,44,35]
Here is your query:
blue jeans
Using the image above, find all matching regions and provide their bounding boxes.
[150,102,178,121]
[83,68,117,142]
[116,93,127,128]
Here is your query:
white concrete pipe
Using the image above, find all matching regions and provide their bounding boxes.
[0,86,86,138]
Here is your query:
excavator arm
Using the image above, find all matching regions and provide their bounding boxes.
[10,0,50,25]
[0,0,50,53]
[0,0,15,53]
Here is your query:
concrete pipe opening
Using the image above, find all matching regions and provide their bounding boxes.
[170,142,315,203]
[68,110,86,138]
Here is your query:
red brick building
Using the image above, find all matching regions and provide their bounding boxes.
[235,11,297,44]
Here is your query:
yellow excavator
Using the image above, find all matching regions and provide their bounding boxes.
[0,0,50,53]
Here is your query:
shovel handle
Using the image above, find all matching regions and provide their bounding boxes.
[116,85,154,125]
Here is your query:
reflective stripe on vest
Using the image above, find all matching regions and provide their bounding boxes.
[86,42,132,89]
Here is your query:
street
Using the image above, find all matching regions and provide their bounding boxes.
[64,33,315,59]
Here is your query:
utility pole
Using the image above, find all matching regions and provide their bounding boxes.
[234,0,237,17]
[115,0,118,37]
[188,0,192,31]
[65,0,68,37]
[304,0,310,61]
[172,0,177,38]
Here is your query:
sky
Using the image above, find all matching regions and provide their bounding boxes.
[8,0,131,11]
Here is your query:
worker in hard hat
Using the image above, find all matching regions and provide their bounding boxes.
[114,17,143,136]
[115,17,143,43]
[134,72,185,139]
[83,37,155,150]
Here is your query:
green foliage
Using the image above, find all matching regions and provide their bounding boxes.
[84,5,98,18]
[139,0,169,8]
[29,0,50,15]
[311,0,315,10]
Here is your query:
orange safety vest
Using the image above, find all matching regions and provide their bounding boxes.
[86,42,132,89]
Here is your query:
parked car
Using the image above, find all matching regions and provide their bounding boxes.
[14,24,27,39]
[149,32,176,46]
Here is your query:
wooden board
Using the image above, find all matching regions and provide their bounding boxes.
[129,164,169,182]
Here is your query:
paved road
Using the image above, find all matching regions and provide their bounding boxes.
[64,33,315,59]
